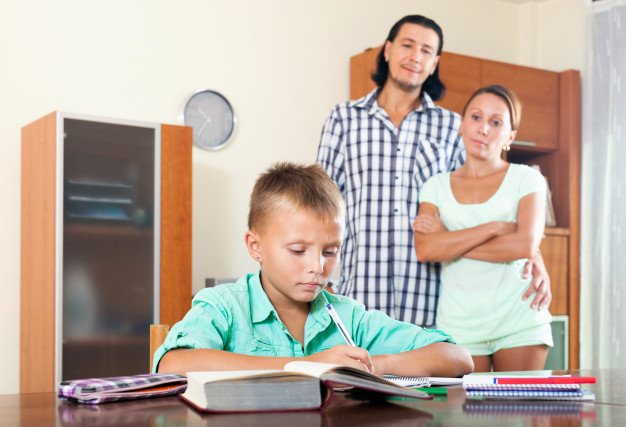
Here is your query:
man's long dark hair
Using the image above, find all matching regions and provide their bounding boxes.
[371,15,445,101]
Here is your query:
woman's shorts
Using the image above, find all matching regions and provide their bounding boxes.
[461,323,554,356]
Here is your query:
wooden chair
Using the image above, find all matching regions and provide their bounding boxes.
[149,324,170,371]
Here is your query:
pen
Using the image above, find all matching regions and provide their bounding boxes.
[326,303,356,347]
[415,387,448,395]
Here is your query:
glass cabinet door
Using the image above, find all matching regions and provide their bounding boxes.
[61,117,158,380]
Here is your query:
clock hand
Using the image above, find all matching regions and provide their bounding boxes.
[197,107,209,120]
[196,116,212,137]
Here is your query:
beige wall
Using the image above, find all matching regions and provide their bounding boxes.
[518,0,585,70]
[0,0,583,394]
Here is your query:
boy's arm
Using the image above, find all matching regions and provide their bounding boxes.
[158,346,375,375]
[157,348,294,374]
[351,303,473,377]
[372,343,473,377]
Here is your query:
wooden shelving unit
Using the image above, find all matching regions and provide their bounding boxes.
[21,112,193,392]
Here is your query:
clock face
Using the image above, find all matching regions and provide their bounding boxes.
[183,90,236,150]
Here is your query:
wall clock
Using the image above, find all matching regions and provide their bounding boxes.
[183,89,236,151]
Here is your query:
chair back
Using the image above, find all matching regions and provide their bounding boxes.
[149,324,170,371]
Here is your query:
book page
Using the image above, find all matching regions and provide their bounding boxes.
[283,361,340,378]
[186,369,285,383]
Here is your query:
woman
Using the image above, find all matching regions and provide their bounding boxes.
[413,85,553,372]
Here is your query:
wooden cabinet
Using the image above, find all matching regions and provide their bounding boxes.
[541,228,569,315]
[350,47,380,100]
[482,60,559,150]
[350,49,581,368]
[21,112,193,392]
[437,52,482,115]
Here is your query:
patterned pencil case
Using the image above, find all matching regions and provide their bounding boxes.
[58,373,187,404]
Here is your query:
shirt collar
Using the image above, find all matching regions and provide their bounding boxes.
[248,271,332,325]
[352,87,438,115]
[248,271,277,323]
[309,290,331,324]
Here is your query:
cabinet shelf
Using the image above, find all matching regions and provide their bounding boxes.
[64,223,153,238]
[545,227,570,237]
[63,336,149,346]
[510,141,558,154]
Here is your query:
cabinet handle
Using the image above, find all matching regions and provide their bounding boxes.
[511,140,537,147]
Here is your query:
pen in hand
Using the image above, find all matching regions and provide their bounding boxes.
[326,303,356,347]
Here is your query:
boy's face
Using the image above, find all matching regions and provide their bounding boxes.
[245,207,343,309]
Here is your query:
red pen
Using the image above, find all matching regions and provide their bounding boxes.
[495,376,596,385]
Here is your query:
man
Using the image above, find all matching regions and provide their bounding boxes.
[317,15,551,327]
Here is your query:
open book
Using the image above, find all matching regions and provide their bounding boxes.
[181,361,432,413]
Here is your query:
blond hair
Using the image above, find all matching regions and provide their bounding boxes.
[248,162,345,231]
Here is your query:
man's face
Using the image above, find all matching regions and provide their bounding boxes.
[384,23,440,92]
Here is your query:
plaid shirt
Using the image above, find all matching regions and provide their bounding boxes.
[317,88,465,326]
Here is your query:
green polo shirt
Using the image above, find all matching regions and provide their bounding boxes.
[152,272,454,372]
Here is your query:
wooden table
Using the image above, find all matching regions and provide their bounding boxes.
[2,369,625,426]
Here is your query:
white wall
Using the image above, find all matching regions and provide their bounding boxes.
[518,0,585,71]
[0,0,583,394]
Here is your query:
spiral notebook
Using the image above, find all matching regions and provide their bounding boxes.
[465,389,595,401]
[462,374,596,401]
[383,375,429,387]
[383,375,462,387]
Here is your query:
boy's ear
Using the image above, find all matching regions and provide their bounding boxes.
[244,230,262,263]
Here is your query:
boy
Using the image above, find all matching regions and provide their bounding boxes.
[154,162,473,377]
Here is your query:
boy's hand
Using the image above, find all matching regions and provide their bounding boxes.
[306,345,374,374]
[371,354,390,375]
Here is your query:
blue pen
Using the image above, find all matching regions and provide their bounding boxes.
[326,303,356,346]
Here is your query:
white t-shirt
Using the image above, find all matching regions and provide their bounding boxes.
[419,163,551,344]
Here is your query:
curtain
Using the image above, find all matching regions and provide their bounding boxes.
[580,0,626,368]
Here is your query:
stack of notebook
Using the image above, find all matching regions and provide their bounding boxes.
[462,374,596,401]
